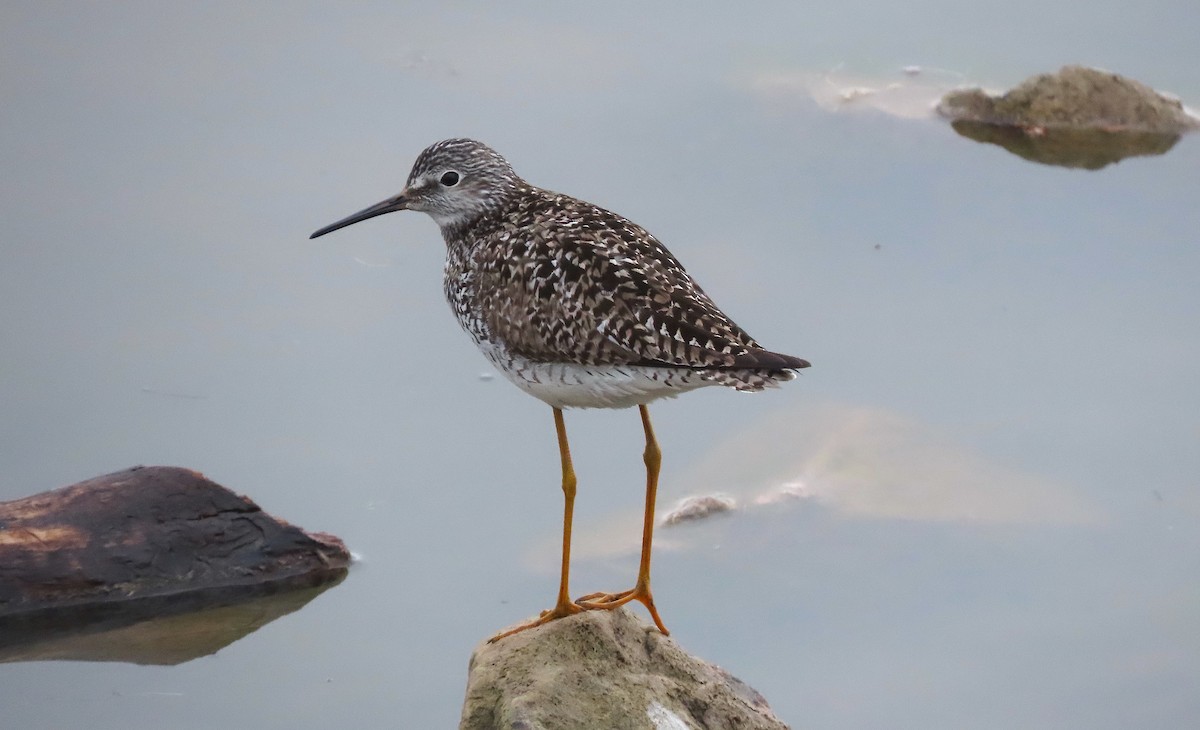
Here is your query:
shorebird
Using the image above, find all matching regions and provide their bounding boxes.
[310,139,809,640]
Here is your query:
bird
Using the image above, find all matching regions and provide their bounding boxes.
[310,138,809,641]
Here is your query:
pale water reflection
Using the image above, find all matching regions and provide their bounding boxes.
[551,401,1104,564]
[0,583,342,666]
[2,2,1198,729]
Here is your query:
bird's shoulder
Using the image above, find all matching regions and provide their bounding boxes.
[470,188,673,266]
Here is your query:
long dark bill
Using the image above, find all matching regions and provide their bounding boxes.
[309,193,408,239]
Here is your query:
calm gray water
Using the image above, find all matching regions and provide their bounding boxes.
[2,3,1197,728]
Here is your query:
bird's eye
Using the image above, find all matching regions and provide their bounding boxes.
[440,170,460,187]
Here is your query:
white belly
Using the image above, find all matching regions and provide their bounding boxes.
[478,345,715,409]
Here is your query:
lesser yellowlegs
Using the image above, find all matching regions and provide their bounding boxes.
[311,139,809,640]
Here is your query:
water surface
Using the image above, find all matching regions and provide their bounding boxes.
[2,3,1197,728]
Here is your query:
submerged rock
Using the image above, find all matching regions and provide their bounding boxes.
[660,494,737,526]
[460,608,789,730]
[937,65,1197,168]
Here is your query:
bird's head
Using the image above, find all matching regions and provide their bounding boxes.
[310,138,520,239]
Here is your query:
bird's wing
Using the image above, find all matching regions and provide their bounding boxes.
[478,199,806,371]
[589,228,805,370]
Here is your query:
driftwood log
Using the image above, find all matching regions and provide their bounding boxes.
[0,466,349,662]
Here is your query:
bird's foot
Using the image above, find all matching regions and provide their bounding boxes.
[575,582,669,635]
[487,599,583,643]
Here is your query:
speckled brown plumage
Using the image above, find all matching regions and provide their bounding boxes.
[380,138,808,407]
[310,138,811,640]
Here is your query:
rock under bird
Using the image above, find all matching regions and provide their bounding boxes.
[310,138,809,640]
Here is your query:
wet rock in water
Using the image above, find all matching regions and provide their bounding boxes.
[937,65,1198,168]
[0,466,350,656]
[660,494,737,526]
[460,608,789,730]
[937,65,1197,132]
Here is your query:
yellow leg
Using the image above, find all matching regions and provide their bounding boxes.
[489,407,582,642]
[576,404,669,635]
[549,407,580,612]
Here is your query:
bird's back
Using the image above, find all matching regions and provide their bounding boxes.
[442,184,808,398]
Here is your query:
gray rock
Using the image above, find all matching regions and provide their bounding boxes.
[460,608,790,730]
